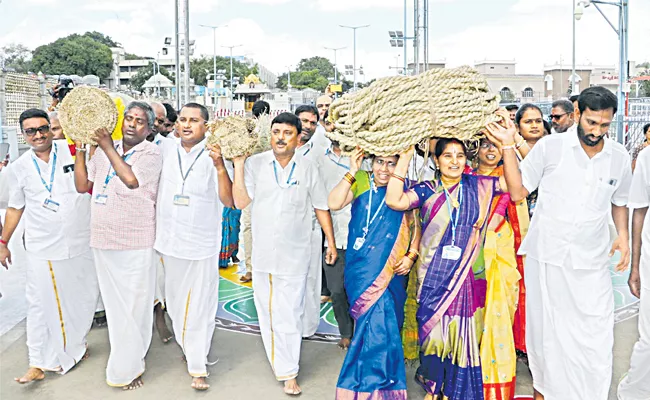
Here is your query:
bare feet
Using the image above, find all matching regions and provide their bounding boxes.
[122,377,143,391]
[154,304,173,343]
[240,272,252,283]
[320,296,331,304]
[191,377,210,390]
[284,379,302,396]
[534,390,544,400]
[82,348,90,361]
[337,338,351,350]
[14,368,45,384]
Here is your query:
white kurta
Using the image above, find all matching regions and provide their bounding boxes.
[6,140,98,374]
[154,137,224,376]
[519,133,632,399]
[618,146,650,400]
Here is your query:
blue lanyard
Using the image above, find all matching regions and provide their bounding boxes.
[363,175,385,237]
[443,180,463,246]
[301,142,312,156]
[103,149,136,190]
[31,143,58,197]
[272,161,297,187]
[177,148,205,194]
[325,148,350,170]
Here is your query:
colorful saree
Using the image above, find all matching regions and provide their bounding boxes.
[477,166,529,400]
[219,207,241,268]
[408,174,497,400]
[336,171,420,400]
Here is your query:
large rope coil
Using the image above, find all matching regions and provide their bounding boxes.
[327,65,500,156]
[206,114,272,159]
[58,87,118,145]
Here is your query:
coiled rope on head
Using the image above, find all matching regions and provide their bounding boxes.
[326,65,500,156]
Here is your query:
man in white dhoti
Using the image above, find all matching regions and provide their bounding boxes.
[618,146,650,400]
[74,101,162,390]
[487,86,632,400]
[0,109,99,384]
[232,112,337,396]
[155,103,233,390]
[295,105,337,337]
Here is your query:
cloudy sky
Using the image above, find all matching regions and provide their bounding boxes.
[1,0,649,81]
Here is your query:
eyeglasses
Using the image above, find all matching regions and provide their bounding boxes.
[23,125,50,136]
[550,112,570,120]
[479,142,497,149]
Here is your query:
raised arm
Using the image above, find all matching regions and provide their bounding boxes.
[232,156,251,210]
[208,144,234,208]
[74,143,93,194]
[328,148,363,211]
[95,128,140,189]
[386,146,418,211]
[485,119,529,202]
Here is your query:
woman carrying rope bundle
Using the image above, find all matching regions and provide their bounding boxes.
[329,149,420,400]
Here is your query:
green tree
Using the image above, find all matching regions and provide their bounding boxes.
[32,34,113,79]
[189,56,253,87]
[297,56,336,79]
[1,43,33,73]
[129,62,174,93]
[82,31,120,48]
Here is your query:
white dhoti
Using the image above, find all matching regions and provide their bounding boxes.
[618,256,650,400]
[163,254,219,377]
[154,253,166,307]
[93,248,156,386]
[302,227,322,337]
[253,272,307,381]
[25,251,99,374]
[525,257,614,400]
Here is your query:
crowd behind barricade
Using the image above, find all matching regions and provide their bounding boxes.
[1,86,650,400]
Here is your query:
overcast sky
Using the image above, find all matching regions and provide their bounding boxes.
[1,0,649,81]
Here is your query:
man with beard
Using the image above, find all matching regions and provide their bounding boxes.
[232,112,336,396]
[550,100,576,134]
[487,86,632,400]
[295,105,337,338]
[74,102,162,390]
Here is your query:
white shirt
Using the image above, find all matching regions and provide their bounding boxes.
[628,146,650,280]
[7,140,91,260]
[519,133,632,269]
[551,123,577,135]
[245,150,329,275]
[154,133,169,145]
[154,137,224,260]
[311,124,332,152]
[314,146,351,250]
[408,154,436,182]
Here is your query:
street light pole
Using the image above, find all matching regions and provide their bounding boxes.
[572,0,577,95]
[340,24,370,91]
[174,0,181,109]
[222,44,243,112]
[324,46,346,85]
[200,24,227,115]
[182,0,190,106]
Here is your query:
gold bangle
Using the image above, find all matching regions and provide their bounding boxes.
[406,250,419,262]
[343,172,356,185]
[390,173,406,183]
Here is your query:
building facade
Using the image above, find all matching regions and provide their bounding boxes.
[474,61,546,103]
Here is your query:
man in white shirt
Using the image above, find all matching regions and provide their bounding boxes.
[489,86,632,400]
[0,109,99,384]
[148,102,168,144]
[232,112,336,396]
[155,103,233,390]
[313,141,354,348]
[618,146,650,400]
[550,99,576,134]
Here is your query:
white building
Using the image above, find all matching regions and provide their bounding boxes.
[474,60,546,103]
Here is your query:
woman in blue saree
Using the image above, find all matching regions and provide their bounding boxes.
[328,148,421,399]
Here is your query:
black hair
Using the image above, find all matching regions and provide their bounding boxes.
[569,94,580,103]
[434,138,467,159]
[552,99,574,114]
[515,103,543,125]
[643,123,650,135]
[252,100,270,118]
[19,108,50,131]
[543,120,552,135]
[272,112,302,135]
[505,104,519,112]
[578,86,618,114]
[163,103,177,123]
[294,105,319,122]
[181,102,210,121]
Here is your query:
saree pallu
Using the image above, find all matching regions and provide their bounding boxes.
[408,175,496,400]
[219,207,241,268]
[336,171,419,400]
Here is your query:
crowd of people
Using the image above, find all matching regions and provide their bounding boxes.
[0,84,649,400]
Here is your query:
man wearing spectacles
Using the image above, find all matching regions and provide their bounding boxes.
[550,100,576,134]
[0,108,99,385]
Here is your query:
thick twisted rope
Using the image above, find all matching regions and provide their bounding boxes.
[58,87,118,145]
[207,114,271,159]
[327,66,500,156]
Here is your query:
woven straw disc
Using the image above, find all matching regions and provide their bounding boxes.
[207,115,259,159]
[59,87,118,145]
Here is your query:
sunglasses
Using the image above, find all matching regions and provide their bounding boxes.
[23,124,50,136]
[550,112,570,120]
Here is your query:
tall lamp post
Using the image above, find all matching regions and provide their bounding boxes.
[324,46,346,86]
[199,24,227,115]
[339,24,370,90]
[222,44,243,112]
[575,0,629,144]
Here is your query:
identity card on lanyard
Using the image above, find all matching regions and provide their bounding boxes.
[441,181,463,261]
[95,148,136,205]
[273,160,298,188]
[353,176,385,251]
[33,143,60,212]
[173,148,205,206]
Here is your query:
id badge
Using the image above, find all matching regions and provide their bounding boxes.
[95,194,108,205]
[173,194,190,206]
[442,245,462,261]
[42,198,60,212]
[353,237,365,250]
